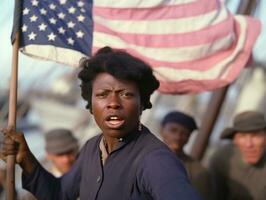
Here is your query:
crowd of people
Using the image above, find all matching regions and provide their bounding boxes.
[0,47,265,200]
[160,110,266,200]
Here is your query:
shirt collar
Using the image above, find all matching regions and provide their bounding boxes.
[99,137,109,165]
[98,125,144,165]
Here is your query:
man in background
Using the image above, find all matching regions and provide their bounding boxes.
[43,128,79,177]
[0,129,79,199]
[209,111,266,200]
[160,111,212,200]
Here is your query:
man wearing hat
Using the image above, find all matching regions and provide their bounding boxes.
[43,128,79,177]
[160,111,212,200]
[209,111,266,200]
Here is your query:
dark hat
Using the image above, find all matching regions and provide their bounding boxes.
[221,111,266,139]
[45,129,79,154]
[161,111,197,132]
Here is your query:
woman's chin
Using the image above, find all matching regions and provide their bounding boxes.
[104,130,127,139]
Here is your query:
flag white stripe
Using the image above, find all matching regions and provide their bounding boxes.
[20,45,89,67]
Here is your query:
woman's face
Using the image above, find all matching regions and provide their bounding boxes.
[91,73,141,138]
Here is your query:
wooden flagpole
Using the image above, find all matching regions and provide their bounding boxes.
[190,86,228,160]
[6,31,20,200]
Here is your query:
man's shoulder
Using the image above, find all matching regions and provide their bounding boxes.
[181,154,209,177]
[211,143,236,160]
[209,143,237,171]
[184,156,205,170]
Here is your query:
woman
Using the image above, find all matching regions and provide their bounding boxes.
[1,47,200,200]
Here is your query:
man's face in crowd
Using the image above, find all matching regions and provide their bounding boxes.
[233,130,266,165]
[161,122,191,154]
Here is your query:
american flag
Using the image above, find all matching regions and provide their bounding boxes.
[16,0,92,67]
[14,0,261,94]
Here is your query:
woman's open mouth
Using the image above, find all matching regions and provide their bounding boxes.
[105,115,125,129]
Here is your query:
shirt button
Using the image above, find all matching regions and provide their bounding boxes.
[96,176,101,183]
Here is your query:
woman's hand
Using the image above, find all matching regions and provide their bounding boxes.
[0,128,37,174]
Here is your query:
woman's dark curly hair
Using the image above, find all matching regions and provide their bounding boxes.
[78,46,160,111]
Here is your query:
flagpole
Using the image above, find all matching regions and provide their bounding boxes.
[190,86,228,160]
[6,31,19,200]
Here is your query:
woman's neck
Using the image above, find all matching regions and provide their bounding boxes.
[102,126,140,153]
[103,136,120,153]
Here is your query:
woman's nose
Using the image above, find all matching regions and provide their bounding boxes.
[107,94,121,109]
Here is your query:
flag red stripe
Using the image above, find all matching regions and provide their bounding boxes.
[94,0,217,20]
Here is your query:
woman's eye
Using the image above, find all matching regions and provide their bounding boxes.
[96,92,108,98]
[120,92,134,97]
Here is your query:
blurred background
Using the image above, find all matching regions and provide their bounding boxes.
[0,0,265,175]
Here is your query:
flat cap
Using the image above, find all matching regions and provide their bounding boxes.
[161,111,197,132]
[45,129,79,154]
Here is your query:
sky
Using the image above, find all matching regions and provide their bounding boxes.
[0,0,265,93]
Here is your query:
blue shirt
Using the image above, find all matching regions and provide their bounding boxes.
[23,126,201,200]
